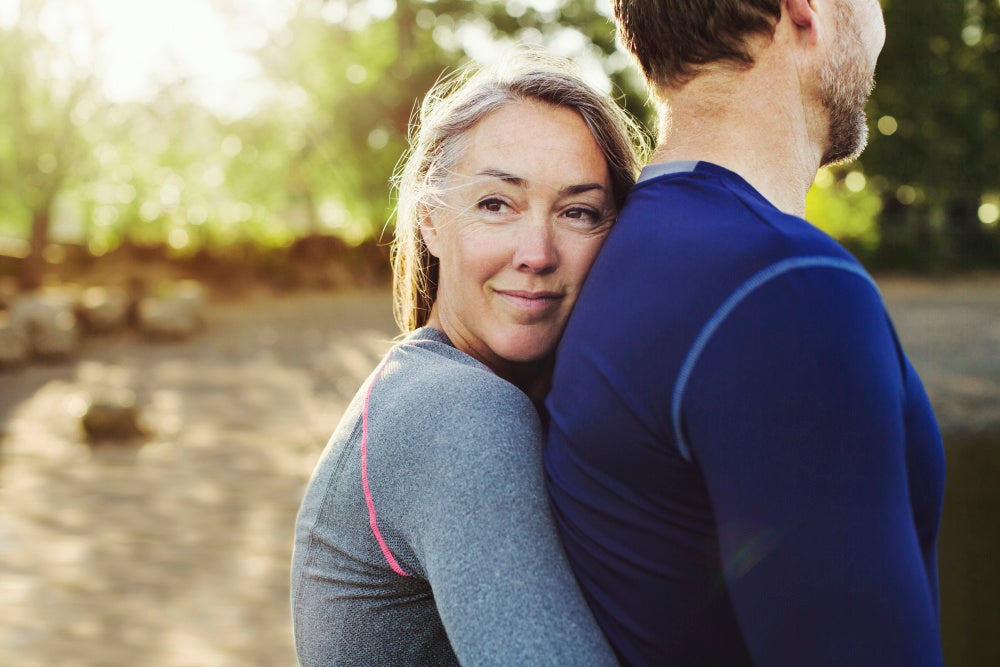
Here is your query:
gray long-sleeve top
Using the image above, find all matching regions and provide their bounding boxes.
[291,327,617,666]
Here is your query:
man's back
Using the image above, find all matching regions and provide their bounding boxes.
[545,161,945,666]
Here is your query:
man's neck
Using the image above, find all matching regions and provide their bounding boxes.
[648,62,825,218]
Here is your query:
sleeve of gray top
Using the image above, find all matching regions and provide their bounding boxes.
[384,374,618,666]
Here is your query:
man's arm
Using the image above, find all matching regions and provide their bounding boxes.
[682,268,943,666]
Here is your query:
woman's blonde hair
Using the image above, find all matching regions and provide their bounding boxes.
[390,52,647,332]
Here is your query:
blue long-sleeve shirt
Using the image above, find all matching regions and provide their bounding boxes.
[545,161,945,666]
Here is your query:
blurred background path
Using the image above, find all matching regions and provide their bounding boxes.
[0,289,398,667]
[1,279,998,666]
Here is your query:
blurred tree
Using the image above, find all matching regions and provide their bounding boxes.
[0,0,104,287]
[0,0,112,288]
[863,0,1000,269]
[2,0,648,270]
[97,88,232,254]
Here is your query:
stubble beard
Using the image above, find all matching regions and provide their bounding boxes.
[818,3,876,167]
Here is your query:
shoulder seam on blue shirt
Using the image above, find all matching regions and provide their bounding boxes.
[670,256,881,462]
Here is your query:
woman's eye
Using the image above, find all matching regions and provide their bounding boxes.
[564,207,602,225]
[477,198,510,214]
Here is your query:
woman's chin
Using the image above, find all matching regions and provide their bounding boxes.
[491,337,558,367]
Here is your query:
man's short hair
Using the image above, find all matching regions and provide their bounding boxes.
[612,0,782,89]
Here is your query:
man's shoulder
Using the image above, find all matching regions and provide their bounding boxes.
[623,165,751,220]
[617,168,853,271]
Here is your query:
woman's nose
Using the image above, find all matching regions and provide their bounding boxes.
[512,217,558,273]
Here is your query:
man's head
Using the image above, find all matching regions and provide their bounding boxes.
[612,0,886,165]
[611,0,782,89]
[816,0,885,165]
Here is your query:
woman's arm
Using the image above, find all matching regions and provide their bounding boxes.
[373,371,618,666]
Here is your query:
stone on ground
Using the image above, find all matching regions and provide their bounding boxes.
[136,280,206,339]
[9,293,81,358]
[79,285,131,332]
[0,311,30,367]
[81,388,146,441]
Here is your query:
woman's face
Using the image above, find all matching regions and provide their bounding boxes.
[422,100,613,374]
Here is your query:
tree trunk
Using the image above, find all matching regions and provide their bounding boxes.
[20,207,50,290]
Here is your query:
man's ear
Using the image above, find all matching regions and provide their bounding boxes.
[785,0,820,44]
[419,205,441,258]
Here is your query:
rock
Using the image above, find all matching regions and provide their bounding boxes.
[0,276,19,310]
[78,285,130,332]
[82,389,146,442]
[0,311,30,367]
[136,280,206,339]
[9,293,80,359]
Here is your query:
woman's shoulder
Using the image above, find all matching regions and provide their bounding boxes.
[375,330,534,414]
[364,330,542,472]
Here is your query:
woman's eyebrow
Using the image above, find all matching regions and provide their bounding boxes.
[559,183,607,197]
[476,168,525,186]
[475,168,606,197]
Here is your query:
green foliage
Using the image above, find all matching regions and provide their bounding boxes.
[0,0,996,273]
[0,2,98,231]
[806,169,882,257]
[860,0,1000,269]
[866,0,1000,201]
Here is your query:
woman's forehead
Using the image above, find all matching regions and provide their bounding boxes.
[451,102,610,189]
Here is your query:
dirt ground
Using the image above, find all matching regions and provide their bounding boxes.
[0,277,998,667]
[876,275,1000,438]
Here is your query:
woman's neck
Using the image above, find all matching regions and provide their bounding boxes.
[423,312,554,402]
[499,356,554,404]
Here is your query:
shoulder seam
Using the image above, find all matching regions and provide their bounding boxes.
[670,256,880,462]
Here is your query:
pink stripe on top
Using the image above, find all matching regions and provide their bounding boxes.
[360,343,421,577]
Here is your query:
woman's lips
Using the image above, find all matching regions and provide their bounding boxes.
[495,289,564,317]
